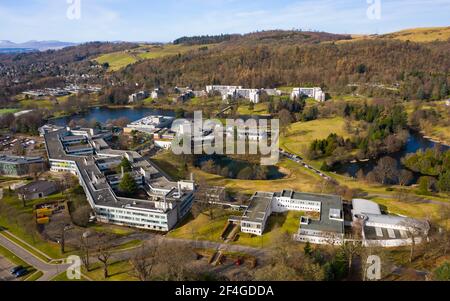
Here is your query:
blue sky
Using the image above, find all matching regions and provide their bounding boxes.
[1,0,449,42]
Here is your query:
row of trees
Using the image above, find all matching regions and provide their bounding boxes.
[0,111,44,135]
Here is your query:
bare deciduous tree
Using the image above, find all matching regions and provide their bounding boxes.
[97,240,112,279]
[129,242,159,281]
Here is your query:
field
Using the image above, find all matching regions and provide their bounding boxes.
[280,117,350,158]
[95,43,217,71]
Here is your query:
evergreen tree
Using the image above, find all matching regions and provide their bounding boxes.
[119,173,138,196]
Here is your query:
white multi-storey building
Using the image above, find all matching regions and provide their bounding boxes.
[291,87,326,102]
[44,127,195,232]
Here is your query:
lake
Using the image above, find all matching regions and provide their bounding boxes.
[50,106,176,126]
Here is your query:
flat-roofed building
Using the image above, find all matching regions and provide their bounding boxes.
[44,127,195,232]
[230,190,344,244]
[0,155,46,177]
[352,199,430,247]
[291,87,326,102]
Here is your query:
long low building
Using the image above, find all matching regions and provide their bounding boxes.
[230,190,345,244]
[352,199,430,247]
[44,126,195,232]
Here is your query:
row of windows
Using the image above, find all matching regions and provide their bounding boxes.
[100,213,168,225]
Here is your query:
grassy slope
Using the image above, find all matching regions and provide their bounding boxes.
[169,209,303,248]
[280,117,349,157]
[381,26,450,42]
[337,27,450,44]
[95,44,217,71]
[237,103,270,116]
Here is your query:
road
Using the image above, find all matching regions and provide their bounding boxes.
[0,232,70,281]
[280,149,335,182]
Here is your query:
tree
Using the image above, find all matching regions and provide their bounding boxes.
[79,232,92,272]
[398,169,414,186]
[341,241,363,275]
[372,156,398,184]
[97,241,112,279]
[304,241,313,256]
[72,206,91,227]
[401,218,426,264]
[278,109,292,136]
[433,262,450,281]
[129,243,159,281]
[119,173,138,196]
[438,171,450,192]
[117,157,132,174]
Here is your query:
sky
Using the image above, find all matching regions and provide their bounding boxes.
[0,0,449,43]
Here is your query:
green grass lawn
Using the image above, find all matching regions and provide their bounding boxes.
[25,271,43,281]
[51,271,87,281]
[0,192,73,259]
[95,44,218,71]
[169,208,304,249]
[169,209,237,242]
[237,103,270,116]
[96,52,138,71]
[193,158,325,195]
[280,117,350,158]
[232,211,304,248]
[0,245,38,280]
[0,108,20,115]
[82,260,136,281]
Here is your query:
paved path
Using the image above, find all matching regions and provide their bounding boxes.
[0,232,70,281]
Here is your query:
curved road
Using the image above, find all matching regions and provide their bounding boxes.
[0,233,70,281]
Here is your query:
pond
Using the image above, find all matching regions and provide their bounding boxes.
[334,130,450,178]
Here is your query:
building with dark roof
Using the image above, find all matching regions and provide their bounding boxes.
[17,180,58,201]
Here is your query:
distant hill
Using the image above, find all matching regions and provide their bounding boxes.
[0,40,77,51]
[380,26,450,42]
[339,26,450,43]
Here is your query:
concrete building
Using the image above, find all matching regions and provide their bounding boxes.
[128,91,149,103]
[125,115,175,134]
[17,181,58,201]
[291,87,326,102]
[44,127,195,232]
[230,190,345,244]
[352,199,430,247]
[151,88,164,100]
[206,85,242,95]
[0,155,46,177]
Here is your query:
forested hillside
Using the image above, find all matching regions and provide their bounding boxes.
[120,37,449,100]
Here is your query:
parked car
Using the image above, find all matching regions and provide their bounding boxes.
[14,268,29,278]
[10,266,23,275]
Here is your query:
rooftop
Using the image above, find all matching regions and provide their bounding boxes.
[17,180,56,194]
